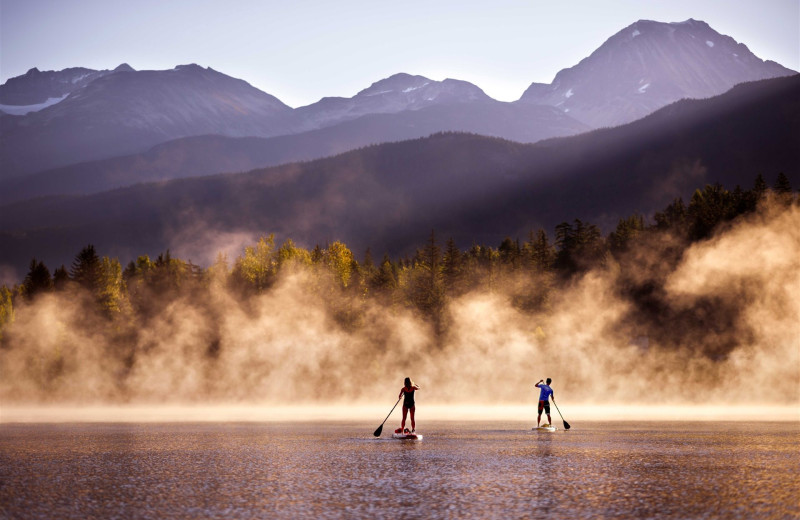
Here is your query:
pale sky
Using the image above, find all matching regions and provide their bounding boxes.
[1,0,798,107]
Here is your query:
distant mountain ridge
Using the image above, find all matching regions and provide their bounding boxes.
[0,18,795,185]
[1,74,796,275]
[0,66,587,186]
[294,73,493,130]
[519,19,795,127]
[0,64,297,178]
[0,100,588,204]
[0,65,123,107]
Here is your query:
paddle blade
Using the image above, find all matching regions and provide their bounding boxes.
[563,420,571,430]
[373,424,383,437]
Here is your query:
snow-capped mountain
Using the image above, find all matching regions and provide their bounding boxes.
[295,73,494,130]
[2,18,796,181]
[1,66,587,180]
[0,64,297,177]
[518,19,796,128]
[0,65,128,113]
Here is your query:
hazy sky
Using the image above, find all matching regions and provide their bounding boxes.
[2,0,798,107]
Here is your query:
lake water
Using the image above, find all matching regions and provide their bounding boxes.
[1,420,797,519]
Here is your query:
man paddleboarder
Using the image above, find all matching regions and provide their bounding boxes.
[535,378,555,427]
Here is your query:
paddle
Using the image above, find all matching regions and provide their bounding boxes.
[373,397,402,437]
[552,399,571,430]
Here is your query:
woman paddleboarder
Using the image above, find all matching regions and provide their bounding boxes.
[396,377,421,434]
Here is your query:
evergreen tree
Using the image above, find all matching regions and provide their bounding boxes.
[359,247,377,289]
[609,215,645,254]
[525,229,555,273]
[498,237,522,269]
[70,244,102,293]
[442,237,464,292]
[753,173,768,199]
[774,172,792,194]
[363,248,375,270]
[653,197,688,235]
[774,172,794,205]
[687,184,737,240]
[407,231,446,331]
[53,265,70,291]
[555,219,604,274]
[371,254,398,294]
[311,244,324,264]
[22,258,53,300]
[422,230,442,275]
[0,285,13,341]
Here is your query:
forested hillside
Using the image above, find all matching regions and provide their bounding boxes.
[1,177,796,403]
[1,75,797,275]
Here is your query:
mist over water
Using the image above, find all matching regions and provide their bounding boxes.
[1,200,798,413]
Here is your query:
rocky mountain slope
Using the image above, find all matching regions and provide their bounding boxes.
[519,19,795,127]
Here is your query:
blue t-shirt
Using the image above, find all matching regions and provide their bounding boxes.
[538,384,553,402]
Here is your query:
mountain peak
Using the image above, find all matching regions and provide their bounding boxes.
[114,63,135,73]
[670,18,710,27]
[357,73,432,97]
[174,63,207,72]
[519,19,796,128]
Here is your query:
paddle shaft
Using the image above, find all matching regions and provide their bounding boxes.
[552,399,571,429]
[373,397,402,436]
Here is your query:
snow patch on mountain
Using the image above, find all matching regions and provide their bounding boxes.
[518,18,796,128]
[71,73,92,84]
[403,82,430,93]
[0,94,69,115]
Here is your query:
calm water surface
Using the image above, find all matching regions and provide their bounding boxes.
[1,420,797,519]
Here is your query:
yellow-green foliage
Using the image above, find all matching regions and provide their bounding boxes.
[278,239,312,268]
[98,257,124,315]
[323,241,354,288]
[234,235,277,290]
[0,285,13,340]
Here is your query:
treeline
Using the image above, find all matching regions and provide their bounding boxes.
[0,173,795,348]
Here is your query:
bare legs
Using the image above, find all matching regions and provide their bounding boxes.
[537,401,552,426]
[401,406,416,432]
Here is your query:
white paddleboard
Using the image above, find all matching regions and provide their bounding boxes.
[392,432,423,440]
[532,425,557,432]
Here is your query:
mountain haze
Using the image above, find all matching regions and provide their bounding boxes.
[1,74,796,274]
[0,64,296,178]
[0,90,588,203]
[1,18,794,187]
[295,73,493,130]
[519,19,796,127]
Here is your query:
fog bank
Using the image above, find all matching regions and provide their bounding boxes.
[1,201,798,410]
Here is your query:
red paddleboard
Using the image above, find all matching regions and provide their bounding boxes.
[392,432,423,440]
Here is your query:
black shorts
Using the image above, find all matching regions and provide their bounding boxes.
[538,400,550,414]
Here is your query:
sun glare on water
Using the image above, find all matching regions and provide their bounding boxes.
[2,404,798,424]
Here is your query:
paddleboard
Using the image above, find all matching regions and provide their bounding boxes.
[532,425,557,432]
[392,432,423,440]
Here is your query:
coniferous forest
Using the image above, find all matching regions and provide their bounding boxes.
[1,174,797,404]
